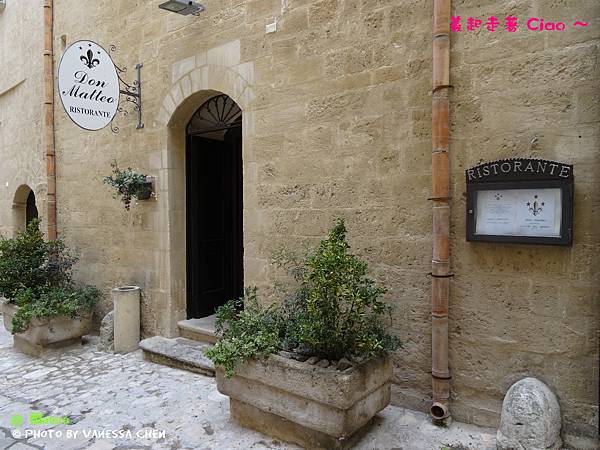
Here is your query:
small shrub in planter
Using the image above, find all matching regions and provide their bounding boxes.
[206,219,399,449]
[0,220,101,355]
[103,161,153,211]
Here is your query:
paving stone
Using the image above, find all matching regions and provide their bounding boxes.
[0,320,497,449]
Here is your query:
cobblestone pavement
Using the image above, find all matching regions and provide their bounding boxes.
[0,321,496,450]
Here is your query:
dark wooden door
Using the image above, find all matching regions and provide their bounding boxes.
[186,132,243,318]
[26,191,38,226]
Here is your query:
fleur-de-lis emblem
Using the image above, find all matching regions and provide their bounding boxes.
[526,195,545,216]
[81,49,100,69]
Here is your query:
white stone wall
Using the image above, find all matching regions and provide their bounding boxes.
[0,0,45,237]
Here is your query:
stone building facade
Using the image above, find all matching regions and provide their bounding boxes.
[0,0,46,237]
[0,0,598,446]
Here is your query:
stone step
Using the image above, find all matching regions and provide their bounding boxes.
[177,315,219,344]
[140,336,215,377]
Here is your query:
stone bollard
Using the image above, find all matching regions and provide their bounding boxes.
[497,377,562,450]
[112,286,141,354]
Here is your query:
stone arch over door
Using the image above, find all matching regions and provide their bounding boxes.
[155,41,255,336]
[12,184,38,235]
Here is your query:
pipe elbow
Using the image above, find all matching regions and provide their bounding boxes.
[430,402,450,420]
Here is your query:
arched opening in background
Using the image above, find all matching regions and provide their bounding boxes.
[185,94,243,319]
[12,185,38,234]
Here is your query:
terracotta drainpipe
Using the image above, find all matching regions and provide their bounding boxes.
[430,0,451,420]
[44,0,57,240]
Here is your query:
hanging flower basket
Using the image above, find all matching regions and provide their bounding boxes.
[104,161,155,210]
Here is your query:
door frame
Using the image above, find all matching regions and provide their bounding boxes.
[156,55,255,337]
[184,95,244,319]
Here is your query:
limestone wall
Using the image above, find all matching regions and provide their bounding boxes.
[448,1,599,440]
[0,0,45,237]
[2,0,597,442]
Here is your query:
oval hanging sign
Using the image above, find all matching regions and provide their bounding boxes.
[58,40,119,131]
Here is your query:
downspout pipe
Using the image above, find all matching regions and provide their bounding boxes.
[430,0,451,420]
[44,0,57,240]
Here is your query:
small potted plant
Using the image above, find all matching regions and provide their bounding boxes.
[103,161,154,211]
[0,220,101,356]
[206,219,399,450]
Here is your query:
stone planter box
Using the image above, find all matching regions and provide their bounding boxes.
[216,353,392,449]
[2,300,91,356]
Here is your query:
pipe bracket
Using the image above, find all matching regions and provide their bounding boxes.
[432,84,453,93]
[432,372,452,380]
[428,273,455,278]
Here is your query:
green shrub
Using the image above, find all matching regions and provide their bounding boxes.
[0,220,100,334]
[0,220,77,299]
[11,286,101,334]
[206,288,282,377]
[206,218,399,377]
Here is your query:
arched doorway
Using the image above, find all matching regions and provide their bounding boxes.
[12,185,38,234]
[185,94,243,318]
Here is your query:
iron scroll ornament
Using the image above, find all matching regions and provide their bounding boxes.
[108,45,144,133]
[465,159,574,246]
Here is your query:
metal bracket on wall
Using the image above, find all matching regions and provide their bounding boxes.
[109,45,143,133]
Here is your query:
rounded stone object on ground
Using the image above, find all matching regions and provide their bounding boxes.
[305,356,319,365]
[337,358,353,371]
[316,359,329,368]
[496,377,562,450]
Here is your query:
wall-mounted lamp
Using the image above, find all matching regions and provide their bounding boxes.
[158,0,204,16]
[0,0,6,13]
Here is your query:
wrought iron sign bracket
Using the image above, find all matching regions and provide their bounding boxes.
[109,46,143,133]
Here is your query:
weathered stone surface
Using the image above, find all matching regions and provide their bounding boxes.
[0,0,598,440]
[2,301,91,356]
[496,378,562,450]
[337,357,353,371]
[178,315,219,343]
[112,286,141,354]
[97,310,114,352]
[140,335,215,376]
[230,398,364,450]
[216,354,392,446]
[0,319,500,450]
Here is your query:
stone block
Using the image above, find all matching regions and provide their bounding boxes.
[497,377,562,450]
[97,310,114,352]
[308,0,338,27]
[216,353,392,447]
[2,301,92,357]
[171,55,195,84]
[230,399,371,450]
[207,40,241,67]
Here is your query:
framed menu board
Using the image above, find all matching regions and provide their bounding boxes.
[466,159,573,246]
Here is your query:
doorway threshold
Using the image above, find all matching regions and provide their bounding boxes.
[178,314,218,344]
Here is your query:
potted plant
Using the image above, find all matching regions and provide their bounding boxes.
[0,220,101,356]
[103,161,154,211]
[206,219,399,450]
